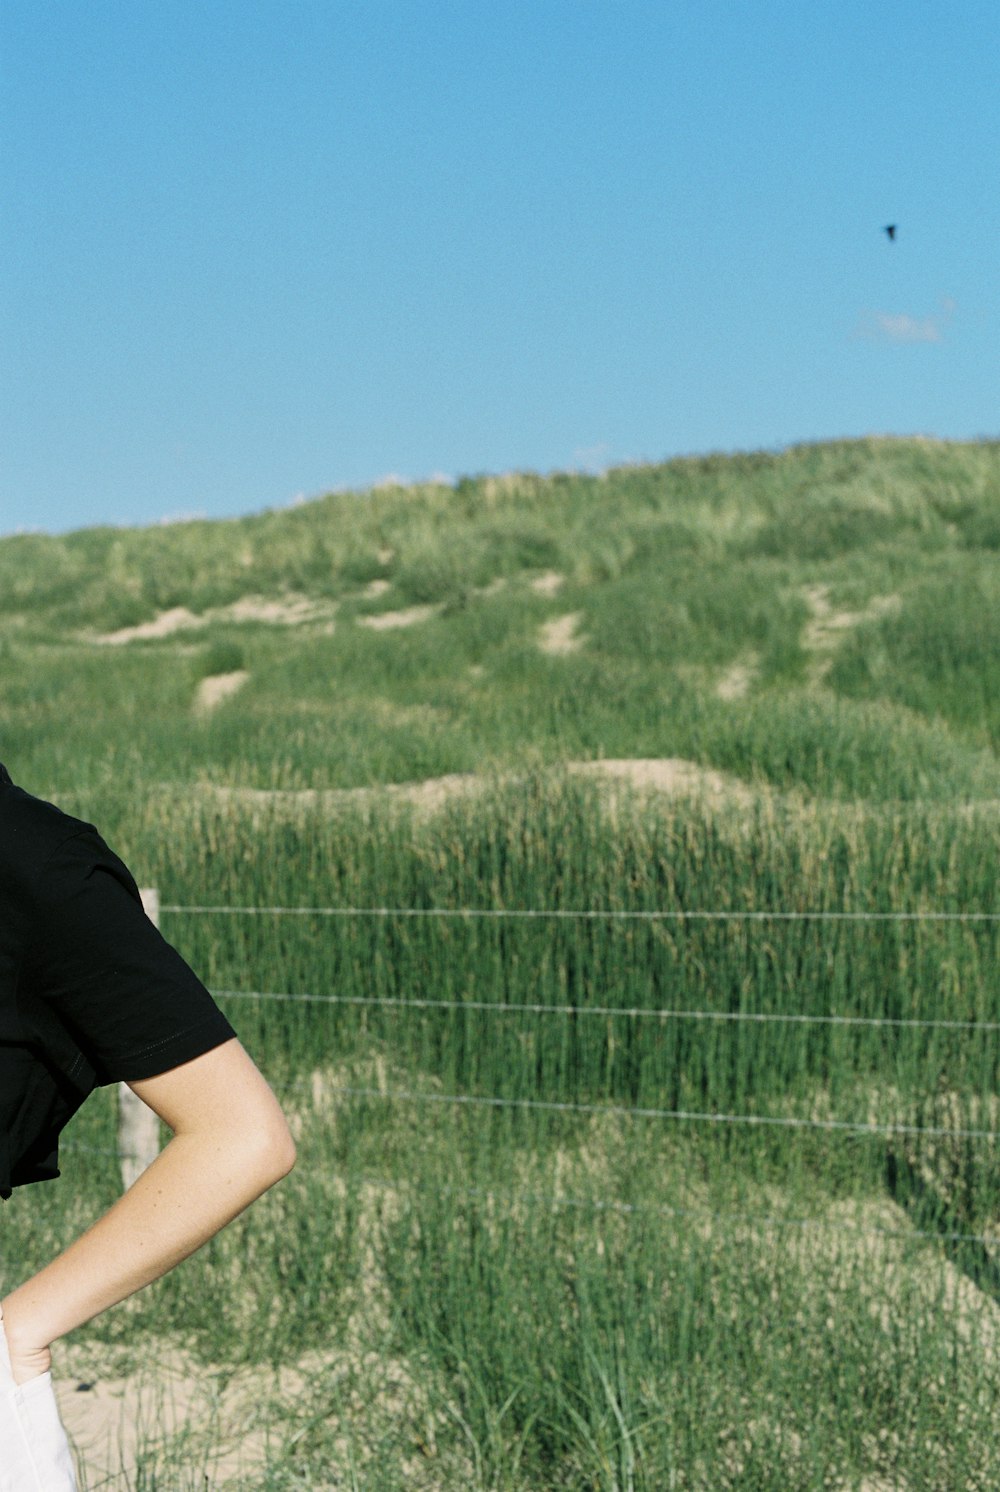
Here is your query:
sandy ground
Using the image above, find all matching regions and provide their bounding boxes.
[529,570,564,596]
[195,757,764,820]
[55,1338,277,1488]
[715,654,758,700]
[57,1335,439,1490]
[92,595,337,644]
[567,756,759,807]
[201,771,486,817]
[538,611,584,654]
[801,585,901,683]
[357,603,442,630]
[193,670,250,714]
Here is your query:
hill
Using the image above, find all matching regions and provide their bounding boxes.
[2,435,1000,809]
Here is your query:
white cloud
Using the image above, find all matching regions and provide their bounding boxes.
[855,297,956,344]
[876,312,942,343]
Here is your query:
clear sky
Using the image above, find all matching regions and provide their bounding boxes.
[2,1,997,537]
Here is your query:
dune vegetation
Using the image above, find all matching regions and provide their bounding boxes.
[3,436,1000,1489]
[3,434,1000,806]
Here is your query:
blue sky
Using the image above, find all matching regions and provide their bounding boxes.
[2,1,997,536]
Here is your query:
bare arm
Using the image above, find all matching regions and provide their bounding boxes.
[0,1037,296,1384]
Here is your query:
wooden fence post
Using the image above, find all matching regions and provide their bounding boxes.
[116,887,164,1191]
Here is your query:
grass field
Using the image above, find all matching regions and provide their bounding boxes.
[2,436,1000,1488]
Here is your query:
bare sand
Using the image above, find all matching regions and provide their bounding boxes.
[357,603,442,630]
[538,611,584,654]
[529,570,565,597]
[93,595,337,645]
[801,585,901,684]
[193,670,250,714]
[196,757,762,822]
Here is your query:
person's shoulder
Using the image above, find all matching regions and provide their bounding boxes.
[0,773,98,890]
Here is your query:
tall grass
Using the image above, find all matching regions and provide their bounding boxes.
[5,778,997,1486]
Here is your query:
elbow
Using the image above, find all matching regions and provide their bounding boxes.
[264,1121,298,1180]
[247,1092,298,1179]
[276,1134,298,1178]
[241,1115,297,1182]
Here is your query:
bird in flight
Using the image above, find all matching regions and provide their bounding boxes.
[884,224,897,241]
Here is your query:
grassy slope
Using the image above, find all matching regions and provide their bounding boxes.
[3,435,1000,807]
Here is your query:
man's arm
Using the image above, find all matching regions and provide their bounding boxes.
[1,1038,296,1384]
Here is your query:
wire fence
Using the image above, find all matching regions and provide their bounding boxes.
[209,987,1000,1033]
[142,896,1000,1249]
[163,903,1000,922]
[173,895,1000,1036]
[275,1078,999,1140]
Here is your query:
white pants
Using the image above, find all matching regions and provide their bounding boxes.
[0,1314,78,1492]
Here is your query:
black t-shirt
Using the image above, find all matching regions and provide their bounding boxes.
[0,763,238,1199]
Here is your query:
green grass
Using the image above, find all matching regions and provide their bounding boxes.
[829,559,1000,748]
[3,437,1000,1487]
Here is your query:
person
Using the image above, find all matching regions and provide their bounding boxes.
[0,761,297,1490]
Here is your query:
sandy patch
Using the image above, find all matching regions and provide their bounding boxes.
[55,1340,273,1488]
[530,570,565,597]
[539,611,585,655]
[357,604,442,631]
[202,772,485,818]
[387,773,483,810]
[193,670,250,715]
[224,596,324,626]
[801,585,901,683]
[363,578,392,599]
[196,758,764,820]
[97,606,202,643]
[569,757,757,807]
[93,595,337,644]
[716,654,758,701]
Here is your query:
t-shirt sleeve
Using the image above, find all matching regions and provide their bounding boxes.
[19,827,238,1084]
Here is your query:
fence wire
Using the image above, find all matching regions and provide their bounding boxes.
[210,987,1000,1033]
[164,904,1000,921]
[146,898,1000,1251]
[282,1079,999,1140]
